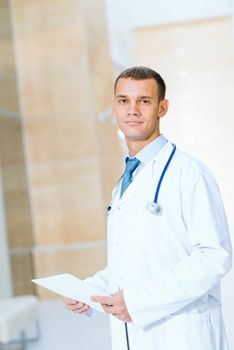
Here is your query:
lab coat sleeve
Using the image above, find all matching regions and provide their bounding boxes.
[84,185,117,293]
[84,265,110,293]
[82,266,109,317]
[123,163,232,329]
[83,185,117,312]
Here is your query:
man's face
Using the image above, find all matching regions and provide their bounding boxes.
[112,78,168,144]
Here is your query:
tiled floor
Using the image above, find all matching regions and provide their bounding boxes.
[28,299,111,350]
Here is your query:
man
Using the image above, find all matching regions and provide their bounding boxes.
[64,67,232,350]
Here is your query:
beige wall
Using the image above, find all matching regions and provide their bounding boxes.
[7,0,122,297]
[0,0,34,295]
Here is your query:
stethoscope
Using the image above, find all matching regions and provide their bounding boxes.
[146,143,176,215]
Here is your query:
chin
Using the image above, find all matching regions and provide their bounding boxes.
[125,134,147,142]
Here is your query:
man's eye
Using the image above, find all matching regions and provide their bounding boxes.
[119,99,128,104]
[141,99,150,104]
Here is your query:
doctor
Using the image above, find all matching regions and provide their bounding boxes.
[64,66,232,350]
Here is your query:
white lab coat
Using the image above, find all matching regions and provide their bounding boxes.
[86,141,232,350]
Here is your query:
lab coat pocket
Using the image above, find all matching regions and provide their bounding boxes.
[143,211,170,253]
[166,311,214,350]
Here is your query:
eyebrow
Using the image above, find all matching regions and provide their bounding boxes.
[115,94,154,99]
[139,96,154,99]
[115,94,128,98]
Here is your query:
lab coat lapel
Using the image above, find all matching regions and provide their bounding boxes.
[115,142,173,206]
[117,161,154,205]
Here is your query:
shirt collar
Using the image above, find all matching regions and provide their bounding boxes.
[126,134,168,165]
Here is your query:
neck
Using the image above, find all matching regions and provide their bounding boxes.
[127,132,161,157]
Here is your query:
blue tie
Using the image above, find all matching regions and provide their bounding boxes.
[120,157,140,198]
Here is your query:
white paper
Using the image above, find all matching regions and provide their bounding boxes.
[32,273,109,313]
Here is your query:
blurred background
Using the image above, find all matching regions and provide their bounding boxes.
[0,0,234,348]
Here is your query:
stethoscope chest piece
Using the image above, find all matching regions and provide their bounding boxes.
[147,202,163,215]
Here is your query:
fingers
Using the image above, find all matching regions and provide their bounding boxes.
[91,293,132,322]
[62,297,78,305]
[62,297,90,314]
[91,295,118,316]
[101,304,131,322]
[91,295,113,306]
[92,295,120,315]
[101,304,115,314]
[72,303,90,314]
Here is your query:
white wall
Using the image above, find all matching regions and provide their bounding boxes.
[105,0,135,73]
[128,0,232,27]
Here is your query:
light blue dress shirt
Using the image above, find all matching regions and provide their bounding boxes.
[117,135,168,199]
[126,134,168,179]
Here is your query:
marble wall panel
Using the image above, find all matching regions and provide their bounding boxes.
[15,36,91,120]
[135,17,233,78]
[0,1,34,296]
[32,175,105,245]
[0,0,11,35]
[0,116,24,164]
[0,79,19,112]
[135,17,232,52]
[4,197,32,248]
[0,3,18,116]
[0,116,33,252]
[20,69,91,120]
[13,0,83,33]
[24,117,97,163]
[0,7,19,113]
[12,1,89,119]
[10,251,34,295]
[0,36,16,78]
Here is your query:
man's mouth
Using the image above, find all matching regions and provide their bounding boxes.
[125,121,143,125]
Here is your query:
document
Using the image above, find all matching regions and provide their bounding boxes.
[32,273,109,313]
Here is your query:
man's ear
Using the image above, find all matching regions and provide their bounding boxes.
[158,99,169,119]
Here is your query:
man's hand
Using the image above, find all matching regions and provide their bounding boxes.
[91,290,132,322]
[63,297,90,314]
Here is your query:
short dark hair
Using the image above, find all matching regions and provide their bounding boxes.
[114,66,166,101]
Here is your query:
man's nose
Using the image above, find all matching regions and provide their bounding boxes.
[127,102,140,116]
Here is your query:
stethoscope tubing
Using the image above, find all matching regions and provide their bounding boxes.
[153,143,176,204]
[125,322,130,350]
